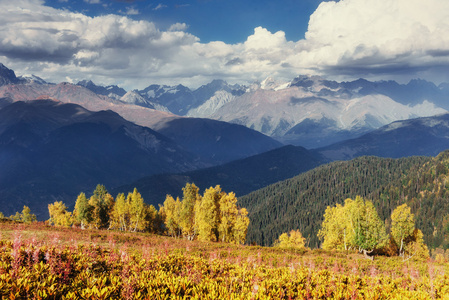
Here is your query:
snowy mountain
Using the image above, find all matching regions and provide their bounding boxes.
[19,74,48,85]
[2,62,449,149]
[203,77,448,148]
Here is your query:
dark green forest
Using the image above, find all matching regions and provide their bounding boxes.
[239,151,449,249]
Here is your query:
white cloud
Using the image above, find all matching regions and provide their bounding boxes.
[125,7,139,15]
[298,0,449,80]
[1,0,449,90]
[168,23,188,32]
[84,0,101,4]
[153,3,167,11]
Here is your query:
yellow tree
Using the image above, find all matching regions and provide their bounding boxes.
[234,208,249,245]
[161,195,182,237]
[20,205,37,223]
[144,203,160,233]
[391,204,415,256]
[195,186,221,242]
[218,192,239,243]
[274,229,306,250]
[404,229,430,260]
[73,192,91,229]
[48,201,72,226]
[111,193,129,231]
[128,188,145,232]
[318,196,388,254]
[180,183,201,240]
[317,203,348,250]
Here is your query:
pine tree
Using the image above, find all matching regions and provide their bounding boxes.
[88,184,114,229]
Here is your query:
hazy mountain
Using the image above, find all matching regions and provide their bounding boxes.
[318,113,449,160]
[0,65,283,165]
[130,80,246,116]
[114,145,325,208]
[0,79,179,130]
[151,116,283,164]
[0,100,205,219]
[207,85,445,148]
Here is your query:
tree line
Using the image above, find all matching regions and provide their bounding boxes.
[44,183,250,244]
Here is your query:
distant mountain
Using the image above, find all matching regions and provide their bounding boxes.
[0,63,24,86]
[0,66,281,165]
[18,74,48,85]
[151,116,282,164]
[0,100,205,219]
[114,145,325,208]
[77,80,126,100]
[318,113,449,160]
[207,85,445,148]
[2,63,449,149]
[130,80,246,116]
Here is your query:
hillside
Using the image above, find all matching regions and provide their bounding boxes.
[0,100,204,218]
[151,116,282,164]
[0,221,445,299]
[239,153,449,249]
[318,113,449,160]
[113,145,325,207]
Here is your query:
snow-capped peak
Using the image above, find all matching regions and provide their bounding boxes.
[260,77,290,91]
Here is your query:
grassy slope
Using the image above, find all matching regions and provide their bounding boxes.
[1,221,449,299]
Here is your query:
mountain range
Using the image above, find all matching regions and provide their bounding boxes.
[80,72,449,148]
[2,62,449,223]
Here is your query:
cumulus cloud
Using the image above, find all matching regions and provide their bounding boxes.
[298,0,449,80]
[1,0,449,89]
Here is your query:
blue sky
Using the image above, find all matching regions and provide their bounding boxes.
[45,0,322,44]
[1,0,449,90]
[45,0,322,43]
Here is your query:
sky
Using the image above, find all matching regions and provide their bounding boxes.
[1,0,449,90]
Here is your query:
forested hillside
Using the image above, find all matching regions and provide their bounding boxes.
[239,152,449,249]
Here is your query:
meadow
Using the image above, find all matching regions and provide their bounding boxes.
[1,221,449,299]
